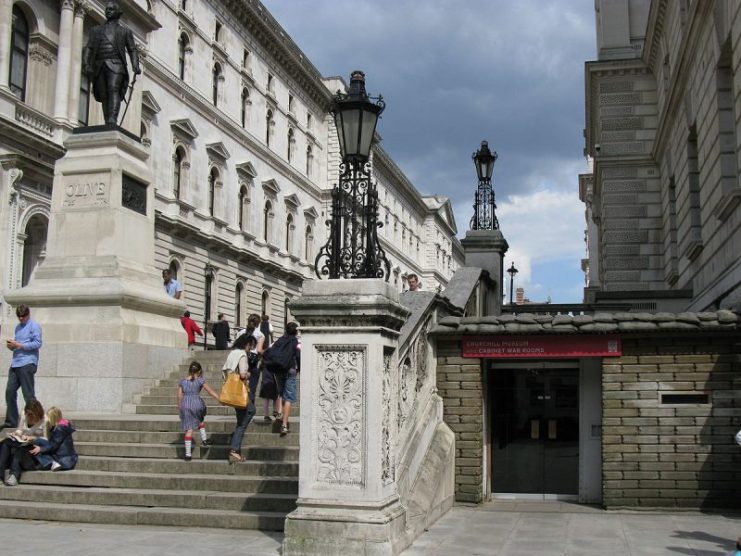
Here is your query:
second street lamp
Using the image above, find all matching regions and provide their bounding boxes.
[315,71,390,280]
[471,140,499,231]
[507,262,518,305]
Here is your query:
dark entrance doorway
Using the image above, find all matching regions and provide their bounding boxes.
[490,367,579,496]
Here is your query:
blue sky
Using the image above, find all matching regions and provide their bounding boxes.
[262,0,596,302]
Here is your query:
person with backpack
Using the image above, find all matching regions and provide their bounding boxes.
[262,321,300,437]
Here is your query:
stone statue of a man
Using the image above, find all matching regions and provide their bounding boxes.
[82,1,141,125]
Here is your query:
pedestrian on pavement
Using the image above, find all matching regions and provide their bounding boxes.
[211,313,231,350]
[177,361,219,461]
[3,304,42,429]
[262,321,300,437]
[0,399,46,486]
[29,406,78,471]
[162,269,183,299]
[222,331,256,463]
[180,311,203,348]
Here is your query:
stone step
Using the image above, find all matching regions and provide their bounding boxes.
[71,416,301,434]
[74,441,299,461]
[76,455,298,477]
[137,394,301,411]
[0,482,297,513]
[75,429,298,447]
[0,500,287,530]
[21,469,298,494]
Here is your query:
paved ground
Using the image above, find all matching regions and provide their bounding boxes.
[1,500,739,555]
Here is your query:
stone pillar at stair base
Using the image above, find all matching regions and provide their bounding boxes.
[283,279,411,556]
[2,129,186,413]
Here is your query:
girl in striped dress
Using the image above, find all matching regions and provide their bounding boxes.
[177,361,220,461]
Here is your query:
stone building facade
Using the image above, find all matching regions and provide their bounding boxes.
[583,0,741,312]
[0,0,462,339]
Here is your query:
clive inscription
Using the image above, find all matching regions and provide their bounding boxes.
[62,177,109,208]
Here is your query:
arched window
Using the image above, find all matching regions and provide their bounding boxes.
[305,145,313,177]
[178,33,189,80]
[10,6,30,100]
[235,282,243,327]
[21,215,48,286]
[284,297,291,327]
[238,185,249,231]
[306,112,312,131]
[173,147,186,199]
[208,167,218,216]
[263,200,272,242]
[261,290,270,317]
[240,88,250,128]
[212,63,222,106]
[265,109,273,147]
[287,128,294,163]
[168,259,180,280]
[214,21,222,42]
[286,213,294,253]
[305,225,314,261]
[180,0,187,10]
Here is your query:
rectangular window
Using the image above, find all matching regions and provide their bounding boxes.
[660,393,709,405]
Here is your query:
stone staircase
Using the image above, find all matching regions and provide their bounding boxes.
[0,350,299,530]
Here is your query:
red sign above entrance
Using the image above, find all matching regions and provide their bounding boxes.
[462,335,622,358]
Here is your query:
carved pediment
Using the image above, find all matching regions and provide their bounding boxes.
[171,118,198,141]
[262,178,280,196]
[303,206,319,220]
[141,90,161,118]
[236,161,257,178]
[206,142,230,162]
[284,193,300,209]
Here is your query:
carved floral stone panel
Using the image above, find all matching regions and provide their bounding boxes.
[315,345,366,487]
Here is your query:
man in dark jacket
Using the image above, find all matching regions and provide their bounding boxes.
[82,1,141,125]
[212,313,231,350]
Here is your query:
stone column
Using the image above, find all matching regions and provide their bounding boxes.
[4,129,186,413]
[67,1,86,124]
[283,279,412,556]
[52,0,75,123]
[460,229,508,315]
[0,0,12,93]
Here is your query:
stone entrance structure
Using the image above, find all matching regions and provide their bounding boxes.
[433,310,741,508]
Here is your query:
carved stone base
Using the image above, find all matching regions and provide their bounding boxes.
[283,495,409,556]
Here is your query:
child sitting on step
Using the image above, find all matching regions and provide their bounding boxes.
[177,361,220,461]
[30,406,78,471]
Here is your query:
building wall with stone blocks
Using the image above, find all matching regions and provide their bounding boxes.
[436,340,485,503]
[584,0,741,311]
[602,333,741,509]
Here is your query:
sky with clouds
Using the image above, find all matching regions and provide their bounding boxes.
[262,0,597,303]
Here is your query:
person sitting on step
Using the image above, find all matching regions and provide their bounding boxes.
[30,406,78,471]
[0,399,47,486]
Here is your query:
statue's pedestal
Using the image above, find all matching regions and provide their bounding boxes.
[283,279,412,556]
[3,130,185,412]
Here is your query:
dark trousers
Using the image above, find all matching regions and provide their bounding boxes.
[247,365,261,404]
[229,401,256,453]
[0,439,36,481]
[4,363,36,428]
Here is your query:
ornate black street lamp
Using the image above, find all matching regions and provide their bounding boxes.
[470,140,499,230]
[507,262,518,305]
[315,71,390,280]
